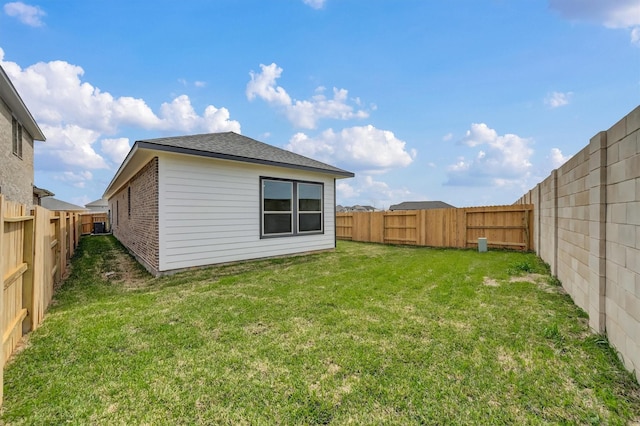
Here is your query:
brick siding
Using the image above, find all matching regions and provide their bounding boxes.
[110,157,159,274]
[0,99,35,206]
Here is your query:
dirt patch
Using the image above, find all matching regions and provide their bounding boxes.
[101,239,153,289]
[509,273,546,284]
[484,273,562,293]
[483,277,500,287]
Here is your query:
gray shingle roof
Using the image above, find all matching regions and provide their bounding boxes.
[41,197,87,212]
[85,198,107,207]
[389,201,455,211]
[136,132,354,177]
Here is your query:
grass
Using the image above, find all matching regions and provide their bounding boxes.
[2,236,639,425]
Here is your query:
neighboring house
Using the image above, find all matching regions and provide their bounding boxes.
[33,185,54,206]
[0,65,46,206]
[389,201,455,211]
[85,198,108,212]
[41,197,87,212]
[337,205,379,212]
[103,132,354,276]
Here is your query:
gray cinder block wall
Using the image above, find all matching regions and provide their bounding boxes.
[517,105,640,380]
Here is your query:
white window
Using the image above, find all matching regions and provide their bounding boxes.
[261,178,323,237]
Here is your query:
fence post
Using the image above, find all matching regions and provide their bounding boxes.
[59,213,67,278]
[0,195,5,405]
[588,131,608,333]
[552,169,559,277]
[21,208,35,335]
[536,184,541,254]
[54,215,62,285]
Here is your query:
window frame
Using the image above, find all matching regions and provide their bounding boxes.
[12,117,23,159]
[260,177,324,238]
[261,179,294,236]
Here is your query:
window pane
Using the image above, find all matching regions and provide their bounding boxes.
[299,213,321,232]
[12,118,17,155]
[298,183,322,212]
[263,180,292,211]
[17,125,22,157]
[264,213,292,234]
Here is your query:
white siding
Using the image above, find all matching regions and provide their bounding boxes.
[157,153,337,272]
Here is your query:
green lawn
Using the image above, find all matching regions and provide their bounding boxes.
[2,236,639,425]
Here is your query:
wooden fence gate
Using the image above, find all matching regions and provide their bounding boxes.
[336,205,533,251]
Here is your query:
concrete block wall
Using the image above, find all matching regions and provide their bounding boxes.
[517,105,640,380]
[556,145,592,321]
[604,108,640,377]
[109,157,159,274]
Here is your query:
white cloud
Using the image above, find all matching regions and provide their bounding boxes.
[337,181,358,199]
[4,2,45,27]
[458,123,498,148]
[246,63,292,106]
[246,63,368,129]
[38,124,109,170]
[178,78,207,88]
[156,95,240,133]
[287,125,416,172]
[632,27,640,45]
[446,123,533,187]
[1,47,242,208]
[549,0,640,44]
[0,54,241,135]
[545,91,572,108]
[336,175,412,209]
[53,171,93,189]
[0,49,241,175]
[442,133,453,142]
[101,138,131,166]
[303,0,326,9]
[548,147,571,168]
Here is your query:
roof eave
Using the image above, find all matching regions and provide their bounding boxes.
[102,143,140,199]
[137,141,355,178]
[0,66,46,142]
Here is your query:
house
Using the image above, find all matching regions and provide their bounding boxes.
[32,185,54,206]
[389,201,455,211]
[103,132,354,276]
[85,198,108,212]
[41,197,87,212]
[336,205,380,212]
[0,65,46,206]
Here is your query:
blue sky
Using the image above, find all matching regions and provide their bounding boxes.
[1,0,638,208]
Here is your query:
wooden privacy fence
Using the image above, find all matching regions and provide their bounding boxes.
[80,212,109,235]
[336,205,534,251]
[0,195,81,403]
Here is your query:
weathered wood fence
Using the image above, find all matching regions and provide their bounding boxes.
[336,205,534,251]
[0,195,81,403]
